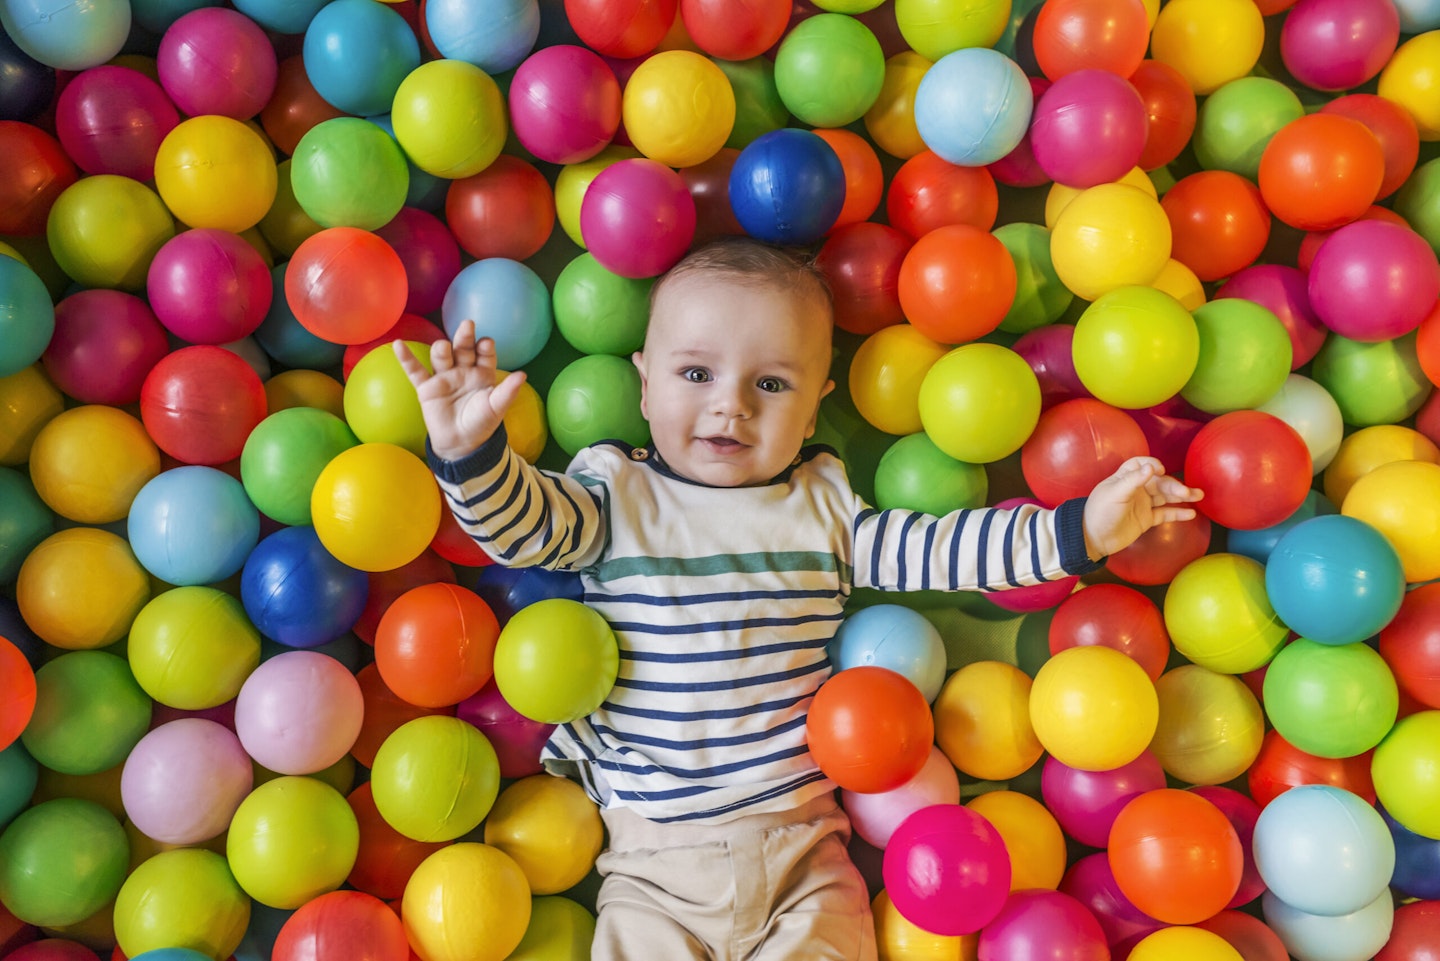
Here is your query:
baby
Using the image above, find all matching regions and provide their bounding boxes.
[396,237,1201,961]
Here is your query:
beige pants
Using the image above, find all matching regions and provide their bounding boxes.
[592,794,878,961]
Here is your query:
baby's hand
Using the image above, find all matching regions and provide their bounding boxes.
[393,320,527,461]
[1082,456,1204,560]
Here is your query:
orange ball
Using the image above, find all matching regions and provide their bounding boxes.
[1132,59,1197,171]
[806,666,933,794]
[812,128,884,230]
[1033,0,1151,80]
[1258,113,1385,231]
[1108,788,1244,925]
[1161,170,1271,282]
[898,224,1016,345]
[374,582,500,708]
[284,226,408,345]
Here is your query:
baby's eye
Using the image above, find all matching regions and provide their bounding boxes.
[757,376,789,393]
[682,367,712,383]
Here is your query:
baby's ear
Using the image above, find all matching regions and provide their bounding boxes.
[804,379,836,437]
[632,351,650,420]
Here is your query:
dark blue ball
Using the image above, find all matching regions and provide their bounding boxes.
[0,28,55,123]
[241,526,369,649]
[728,128,845,246]
[1384,804,1440,900]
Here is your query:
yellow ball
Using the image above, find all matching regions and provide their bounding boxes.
[1150,0,1265,95]
[264,369,346,417]
[918,343,1040,464]
[933,660,1043,781]
[1323,424,1440,508]
[555,146,641,248]
[850,324,950,435]
[45,174,176,291]
[894,0,1009,61]
[16,528,150,651]
[311,442,442,572]
[371,716,501,843]
[1030,646,1159,772]
[154,116,278,233]
[1050,183,1173,301]
[1150,258,1207,311]
[863,51,931,161]
[483,775,603,895]
[1342,459,1440,583]
[345,342,430,458]
[1373,710,1440,840]
[113,848,251,961]
[391,60,507,179]
[227,776,358,909]
[872,889,977,961]
[127,586,262,710]
[1163,553,1289,674]
[505,376,549,464]
[403,843,532,961]
[966,791,1065,892]
[1151,665,1265,786]
[28,404,160,524]
[1127,926,1243,961]
[1378,32,1440,141]
[1072,285,1200,410]
[623,51,735,168]
[1044,167,1157,229]
[0,365,64,466]
[506,896,596,961]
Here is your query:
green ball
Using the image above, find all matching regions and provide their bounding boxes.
[1373,711,1440,840]
[773,14,886,128]
[371,716,500,843]
[114,848,251,960]
[494,598,619,724]
[715,57,790,150]
[1181,297,1293,413]
[22,650,152,776]
[1311,330,1433,427]
[873,432,988,514]
[227,776,359,909]
[918,343,1040,464]
[994,222,1073,335]
[1262,638,1398,759]
[344,342,430,457]
[1394,157,1440,257]
[1193,77,1305,182]
[0,743,38,830]
[546,354,650,457]
[552,253,653,356]
[895,0,1010,61]
[508,896,597,961]
[240,407,360,527]
[128,587,262,711]
[0,467,54,584]
[0,797,129,927]
[290,117,411,231]
[1072,286,1200,411]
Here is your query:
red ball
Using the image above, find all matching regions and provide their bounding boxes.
[1130,59,1196,172]
[679,146,745,249]
[374,582,500,708]
[344,787,447,909]
[565,0,676,58]
[0,636,36,753]
[1160,170,1271,282]
[1049,583,1170,682]
[351,549,457,645]
[1020,398,1149,508]
[350,663,452,770]
[342,313,446,381]
[1195,910,1290,961]
[139,345,268,465]
[897,224,1015,345]
[1320,93,1420,201]
[1032,0,1150,80]
[43,290,170,406]
[0,121,78,235]
[1246,728,1376,809]
[1107,788,1243,925]
[375,207,462,317]
[806,666,933,794]
[1379,580,1440,710]
[4,940,100,961]
[429,502,496,568]
[815,221,911,336]
[887,151,998,239]
[1106,513,1213,586]
[1183,410,1312,531]
[272,889,409,961]
[445,155,556,262]
[681,0,790,61]
[1374,900,1440,961]
[284,226,409,345]
[261,55,347,158]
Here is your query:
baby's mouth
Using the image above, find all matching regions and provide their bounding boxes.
[701,435,746,450]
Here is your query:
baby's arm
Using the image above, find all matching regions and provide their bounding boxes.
[1081,456,1203,560]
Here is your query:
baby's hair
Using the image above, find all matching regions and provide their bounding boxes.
[650,237,834,314]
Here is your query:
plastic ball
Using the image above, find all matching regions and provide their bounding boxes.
[842,746,960,849]
[1030,0,1148,79]
[1215,264,1328,370]
[369,714,499,843]
[0,364,64,468]
[242,526,366,649]
[772,13,883,128]
[0,27,56,121]
[374,581,498,708]
[1386,803,1440,900]
[1128,927,1244,961]
[1108,788,1243,925]
[153,115,276,233]
[285,226,408,346]
[16,529,150,654]
[240,407,359,528]
[54,64,177,181]
[1193,76,1303,182]
[311,442,442,574]
[1319,93,1420,201]
[345,780,448,899]
[145,229,270,346]
[28,406,157,528]
[1309,219,1440,343]
[259,54,346,157]
[482,775,602,895]
[882,803,1011,936]
[1378,31,1440,140]
[873,889,979,960]
[551,252,652,356]
[493,598,619,724]
[564,0,673,57]
[0,0,129,71]
[507,45,619,165]
[1188,787,1267,909]
[679,0,787,59]
[1044,165,1157,228]
[1376,901,1440,961]
[1150,664,1264,786]
[1042,750,1167,849]
[1259,113,1385,232]
[41,290,165,410]
[1379,581,1440,709]
[1049,583,1169,682]
[621,50,735,168]
[390,59,507,179]
[807,665,934,794]
[227,775,358,909]
[156,7,277,119]
[401,843,531,961]
[120,719,252,845]
[442,159,554,266]
[1281,0,1399,93]
[456,679,555,779]
[45,173,175,291]
[897,224,1016,345]
[1030,646,1158,772]
[1071,285,1197,410]
[1373,710,1440,840]
[1132,58,1198,171]
[994,221,1072,335]
[425,0,538,72]
[233,650,364,775]
[975,889,1109,961]
[140,345,268,466]
[872,431,988,515]
[290,118,409,232]
[545,353,649,456]
[1060,852,1163,949]
[1265,515,1405,646]
[301,0,418,117]
[918,342,1040,464]
[271,889,408,961]
[725,128,844,246]
[1020,398,1148,509]
[126,466,259,588]
[1313,330,1434,428]
[342,342,426,457]
[913,47,1032,166]
[1184,410,1313,531]
[967,790,1066,893]
[827,604,946,702]
[1163,552,1288,674]
[0,637,36,752]
[863,50,930,161]
[1161,170,1271,283]
[0,798,128,928]
[113,848,249,960]
[1030,69,1148,189]
[1342,459,1440,583]
[577,157,695,278]
[1262,889,1395,961]
[440,258,553,370]
[1264,638,1398,759]
[1180,298,1293,415]
[505,896,596,961]
[811,127,884,228]
[1108,512,1213,587]
[1149,0,1264,95]
[22,649,150,777]
[1050,183,1172,301]
[1251,375,1343,478]
[0,121,76,236]
[127,585,261,710]
[1252,785,1393,919]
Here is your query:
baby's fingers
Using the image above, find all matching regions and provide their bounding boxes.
[392,339,432,386]
[1149,473,1204,504]
[488,369,529,418]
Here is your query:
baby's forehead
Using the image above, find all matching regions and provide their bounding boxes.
[651,271,832,329]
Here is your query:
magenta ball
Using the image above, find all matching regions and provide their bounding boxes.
[1041,750,1167,848]
[455,679,555,779]
[1191,785,1265,908]
[842,747,962,849]
[509,44,622,165]
[1307,219,1440,342]
[1127,395,1210,478]
[881,803,1012,936]
[42,290,170,406]
[146,229,273,345]
[1214,264,1328,368]
[1060,852,1164,948]
[1028,69,1148,189]
[1280,0,1400,93]
[120,718,253,845]
[233,651,364,776]
[374,207,463,317]
[1013,322,1088,410]
[579,158,697,279]
[156,7,279,119]
[977,889,1110,961]
[53,65,179,181]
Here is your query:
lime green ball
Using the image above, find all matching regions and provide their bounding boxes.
[1181,297,1293,414]
[715,57,790,150]
[1373,711,1440,840]
[1394,157,1440,255]
[344,341,430,457]
[918,343,1040,464]
[507,896,597,961]
[240,406,359,527]
[1263,639,1398,759]
[1311,330,1433,427]
[227,775,358,909]
[22,650,151,775]
[552,253,653,356]
[494,599,619,724]
[0,798,129,927]
[546,354,650,457]
[290,117,410,231]
[873,432,988,514]
[994,222,1073,335]
[370,715,501,843]
[114,848,251,959]
[391,60,507,179]
[1163,553,1289,674]
[895,0,1010,61]
[45,174,176,292]
[1073,285,1200,410]
[1193,77,1305,181]
[773,14,886,128]
[128,587,262,710]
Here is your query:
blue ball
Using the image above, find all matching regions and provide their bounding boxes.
[914,47,1033,167]
[1264,514,1406,646]
[231,0,328,34]
[1384,803,1440,900]
[469,563,584,624]
[241,525,369,649]
[425,0,540,74]
[1225,489,1336,564]
[0,25,55,121]
[826,604,946,703]
[728,128,846,246]
[0,0,129,70]
[0,742,39,830]
[302,0,421,117]
[1261,888,1394,961]
[1253,785,1395,918]
[253,264,347,370]
[127,466,260,586]
[0,255,54,378]
[441,258,554,370]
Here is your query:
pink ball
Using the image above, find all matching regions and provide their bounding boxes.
[1280,0,1399,93]
[1029,69,1148,189]
[454,679,555,779]
[1060,852,1164,948]
[509,44,622,165]
[881,803,1012,936]
[1012,322,1088,410]
[842,746,961,849]
[990,76,1054,189]
[42,290,170,405]
[374,207,463,317]
[1307,219,1440,342]
[157,7,279,120]
[53,65,179,181]
[146,229,273,345]
[579,158,697,279]
[985,497,1081,613]
[234,651,365,776]
[1214,264,1328,369]
[1041,750,1167,848]
[4,941,101,961]
[977,889,1110,961]
[120,718,253,844]
[1191,785,1266,908]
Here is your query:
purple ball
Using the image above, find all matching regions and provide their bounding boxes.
[1029,69,1148,189]
[455,679,555,779]
[1214,263,1328,368]
[580,158,696,279]
[1012,323,1087,409]
[1307,218,1440,342]
[509,45,621,165]
[157,7,278,120]
[146,228,273,345]
[53,65,179,180]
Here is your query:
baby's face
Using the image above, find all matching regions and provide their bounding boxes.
[633,274,835,488]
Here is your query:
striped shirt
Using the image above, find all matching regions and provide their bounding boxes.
[432,429,1099,824]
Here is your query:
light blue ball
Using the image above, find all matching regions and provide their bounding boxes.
[425,0,540,74]
[1253,785,1395,919]
[0,0,129,70]
[302,0,421,117]
[0,255,54,378]
[1264,514,1406,646]
[231,0,327,35]
[914,47,1033,167]
[253,264,347,370]
[241,526,369,649]
[127,466,260,587]
[132,950,219,961]
[1392,0,1440,32]
[1225,488,1336,564]
[442,258,554,371]
[1262,888,1394,961]
[826,604,946,703]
